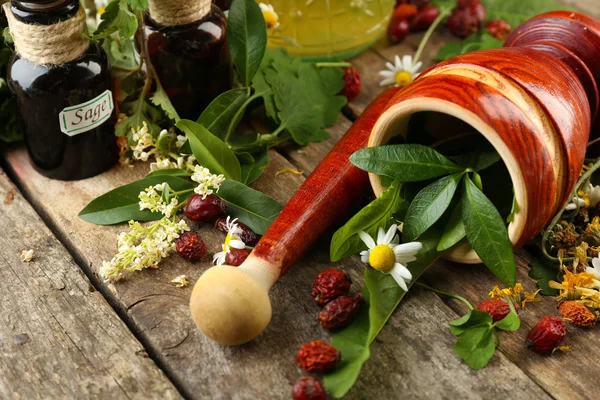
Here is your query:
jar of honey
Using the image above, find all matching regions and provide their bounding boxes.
[264,0,394,60]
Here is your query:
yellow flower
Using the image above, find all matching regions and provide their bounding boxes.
[489,283,523,304]
[549,269,600,301]
[259,3,279,29]
[522,289,541,309]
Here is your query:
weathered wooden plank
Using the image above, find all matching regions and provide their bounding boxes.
[4,114,548,398]
[0,169,179,399]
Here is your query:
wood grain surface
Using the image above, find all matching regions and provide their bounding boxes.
[1,0,599,398]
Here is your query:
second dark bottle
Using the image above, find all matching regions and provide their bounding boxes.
[143,0,232,120]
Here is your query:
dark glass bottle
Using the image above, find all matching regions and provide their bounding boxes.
[7,0,118,181]
[213,0,231,11]
[143,4,232,120]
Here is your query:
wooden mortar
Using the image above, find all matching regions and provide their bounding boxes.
[369,11,600,263]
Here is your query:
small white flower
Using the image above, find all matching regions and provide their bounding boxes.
[191,165,226,199]
[171,275,189,288]
[588,257,600,279]
[565,196,586,211]
[138,184,179,217]
[379,55,423,88]
[20,249,34,263]
[150,157,175,171]
[259,3,279,29]
[213,217,246,266]
[176,135,187,149]
[358,224,422,291]
[587,183,600,208]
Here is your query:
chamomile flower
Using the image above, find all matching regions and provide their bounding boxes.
[587,183,600,208]
[588,257,600,279]
[191,166,226,199]
[259,3,279,29]
[379,55,422,88]
[358,224,422,291]
[213,217,246,265]
[566,196,586,211]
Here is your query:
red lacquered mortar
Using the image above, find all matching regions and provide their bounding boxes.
[190,11,600,345]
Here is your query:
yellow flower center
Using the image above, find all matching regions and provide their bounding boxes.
[395,70,413,87]
[98,7,106,16]
[223,233,234,252]
[369,245,396,273]
[263,11,278,29]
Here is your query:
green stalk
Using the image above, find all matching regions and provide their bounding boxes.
[415,282,474,310]
[413,7,452,65]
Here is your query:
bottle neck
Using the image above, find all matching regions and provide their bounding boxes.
[11,0,79,25]
[148,0,212,27]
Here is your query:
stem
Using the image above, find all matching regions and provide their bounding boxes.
[415,282,474,310]
[224,90,261,143]
[588,137,600,148]
[315,62,351,68]
[413,8,451,65]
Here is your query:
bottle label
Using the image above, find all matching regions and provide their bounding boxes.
[59,90,114,136]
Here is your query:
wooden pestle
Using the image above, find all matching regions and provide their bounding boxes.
[190,88,399,345]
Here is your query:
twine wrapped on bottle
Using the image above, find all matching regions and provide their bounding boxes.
[148,0,212,26]
[3,2,89,66]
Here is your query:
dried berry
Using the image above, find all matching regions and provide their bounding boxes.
[573,207,589,229]
[292,376,326,400]
[392,3,418,21]
[387,17,411,44]
[526,316,567,353]
[558,301,596,327]
[485,19,512,40]
[175,232,207,261]
[215,218,259,246]
[311,269,352,307]
[552,229,579,250]
[395,0,410,6]
[447,0,485,38]
[410,5,440,31]
[411,0,431,9]
[342,66,362,101]
[318,293,363,330]
[476,299,512,322]
[297,340,339,374]
[184,194,227,223]
[225,247,251,267]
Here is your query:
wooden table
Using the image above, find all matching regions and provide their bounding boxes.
[1,1,598,398]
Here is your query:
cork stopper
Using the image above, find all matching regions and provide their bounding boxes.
[148,0,212,27]
[3,2,89,66]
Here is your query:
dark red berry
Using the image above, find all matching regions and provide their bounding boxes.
[387,17,411,44]
[394,0,410,6]
[292,376,326,400]
[477,299,512,322]
[297,340,339,374]
[311,269,352,307]
[485,19,512,40]
[342,66,361,101]
[410,5,440,31]
[447,0,485,38]
[318,293,363,330]
[183,194,227,223]
[215,218,259,246]
[175,232,207,261]
[526,316,567,353]
[411,0,431,9]
[392,3,418,21]
[225,247,250,266]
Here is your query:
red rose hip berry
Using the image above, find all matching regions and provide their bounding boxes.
[318,293,363,330]
[175,232,207,261]
[215,217,259,246]
[387,17,411,44]
[447,0,486,38]
[526,316,567,353]
[292,376,326,400]
[477,299,512,322]
[486,19,512,40]
[311,269,352,307]
[410,5,440,31]
[297,340,339,374]
[225,247,251,266]
[342,66,362,101]
[184,194,227,223]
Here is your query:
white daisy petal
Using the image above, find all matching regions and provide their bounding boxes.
[229,240,246,250]
[389,268,409,291]
[213,251,227,265]
[394,55,402,68]
[587,266,600,279]
[393,263,412,281]
[402,55,412,70]
[411,61,423,73]
[379,70,395,77]
[377,227,386,244]
[385,61,396,71]
[359,231,376,249]
[593,257,600,270]
[384,224,398,244]
[360,250,370,264]
[393,242,422,264]
[379,78,395,87]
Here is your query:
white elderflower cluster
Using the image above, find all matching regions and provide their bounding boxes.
[131,122,154,162]
[100,217,189,281]
[191,165,225,199]
[138,183,179,217]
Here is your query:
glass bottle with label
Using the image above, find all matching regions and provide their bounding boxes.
[6,0,117,181]
[143,0,232,120]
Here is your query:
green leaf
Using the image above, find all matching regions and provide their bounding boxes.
[404,173,463,241]
[78,176,195,225]
[493,302,520,331]
[176,120,242,181]
[435,32,504,62]
[350,144,463,182]
[217,180,282,235]
[240,150,269,185]
[526,247,560,296]
[145,169,191,178]
[481,0,570,29]
[325,228,443,398]
[102,35,139,71]
[197,88,250,140]
[227,0,267,86]
[91,0,138,41]
[150,80,180,122]
[449,310,493,336]
[453,326,496,370]
[507,194,519,223]
[437,201,466,251]
[330,182,403,262]
[462,176,516,286]
[450,151,501,172]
